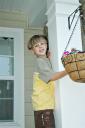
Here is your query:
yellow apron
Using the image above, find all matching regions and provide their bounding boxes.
[32,73,55,111]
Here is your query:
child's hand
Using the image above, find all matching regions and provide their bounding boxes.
[47,51,51,59]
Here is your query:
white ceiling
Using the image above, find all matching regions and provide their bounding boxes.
[0,0,47,27]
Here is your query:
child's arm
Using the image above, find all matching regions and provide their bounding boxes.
[49,70,67,81]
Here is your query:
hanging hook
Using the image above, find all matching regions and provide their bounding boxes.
[68,5,82,29]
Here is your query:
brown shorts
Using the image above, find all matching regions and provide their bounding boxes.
[34,109,55,128]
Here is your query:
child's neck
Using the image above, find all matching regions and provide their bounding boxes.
[36,54,47,58]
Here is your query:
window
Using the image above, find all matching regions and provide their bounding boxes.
[0,27,24,128]
[0,37,14,121]
[0,37,14,76]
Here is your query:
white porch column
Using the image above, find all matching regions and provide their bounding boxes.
[46,0,85,128]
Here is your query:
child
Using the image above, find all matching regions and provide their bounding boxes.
[27,35,67,128]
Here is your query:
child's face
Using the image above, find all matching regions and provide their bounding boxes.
[32,39,47,56]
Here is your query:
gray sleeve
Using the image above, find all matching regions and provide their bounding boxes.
[36,58,55,83]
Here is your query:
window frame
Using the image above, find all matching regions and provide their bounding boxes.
[0,27,24,128]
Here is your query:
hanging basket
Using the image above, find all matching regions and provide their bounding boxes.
[61,52,85,83]
[61,6,85,82]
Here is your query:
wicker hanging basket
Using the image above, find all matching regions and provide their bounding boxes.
[61,52,85,82]
[61,6,85,82]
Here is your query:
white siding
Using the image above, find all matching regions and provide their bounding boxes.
[0,11,43,128]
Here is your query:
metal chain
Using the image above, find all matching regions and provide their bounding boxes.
[64,14,80,52]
